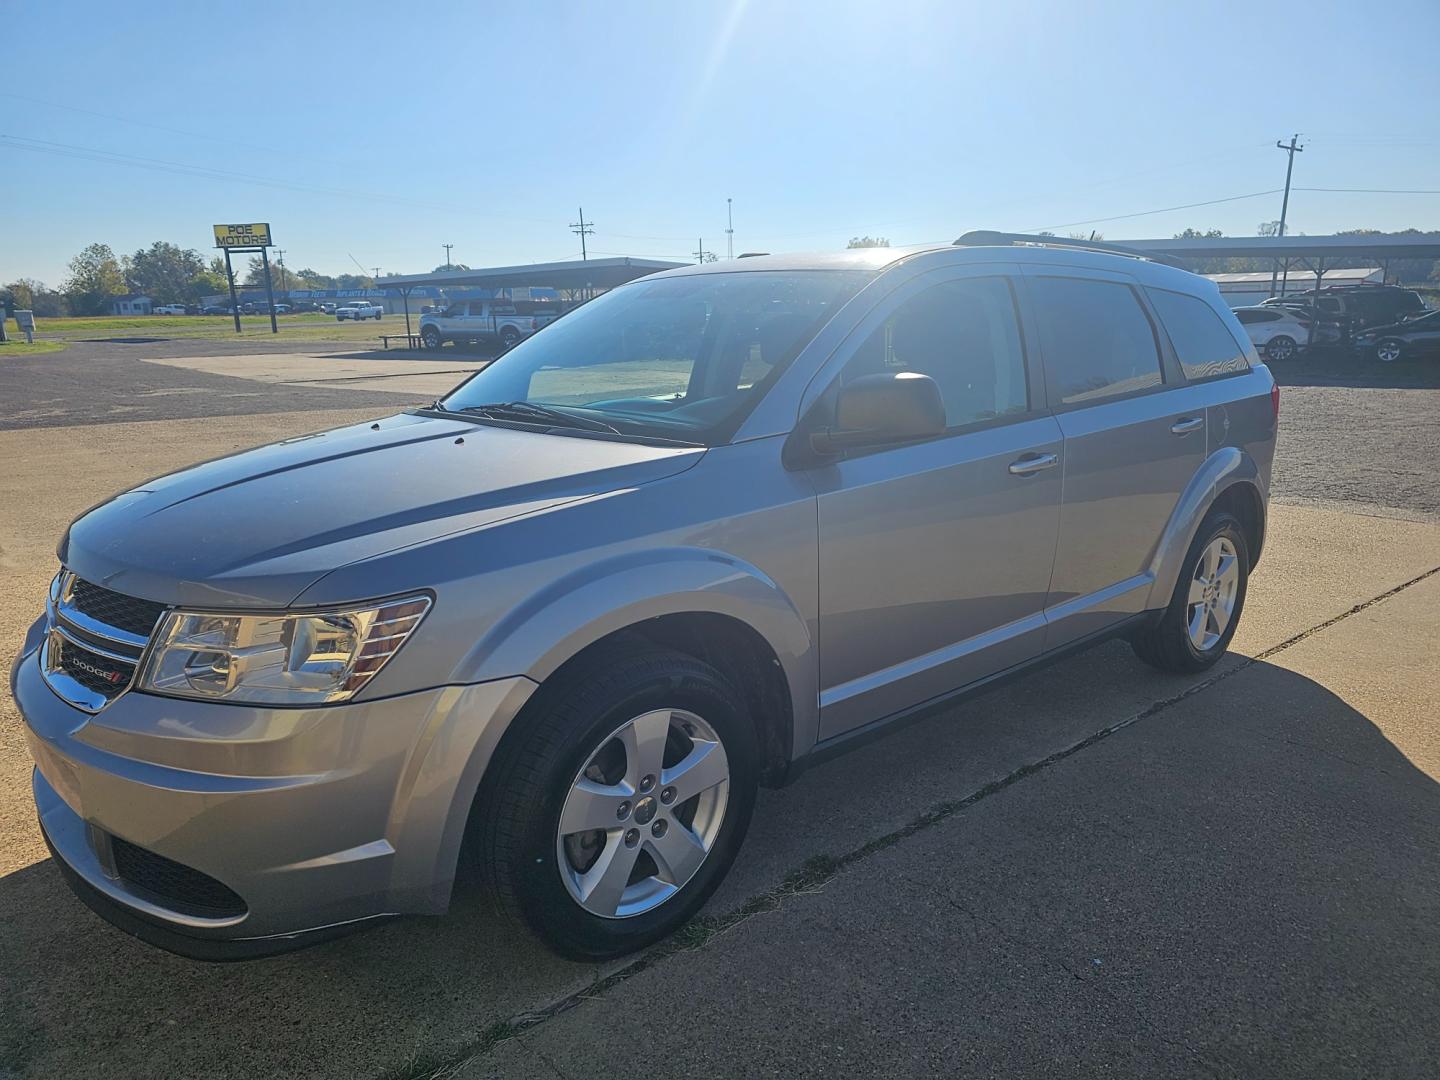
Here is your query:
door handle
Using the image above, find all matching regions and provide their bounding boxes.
[1008,452,1059,476]
[1170,416,1204,435]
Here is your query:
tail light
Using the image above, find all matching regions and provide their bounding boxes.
[1270,382,1280,420]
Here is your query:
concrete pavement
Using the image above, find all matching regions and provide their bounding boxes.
[460,574,1440,1080]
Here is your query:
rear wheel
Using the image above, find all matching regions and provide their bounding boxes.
[499,326,521,350]
[1264,335,1296,362]
[1375,337,1404,363]
[476,647,758,959]
[1131,510,1249,673]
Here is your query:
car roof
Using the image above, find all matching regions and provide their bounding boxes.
[645,240,1212,293]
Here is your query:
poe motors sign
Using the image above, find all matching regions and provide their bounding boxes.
[213,222,272,249]
[212,222,279,333]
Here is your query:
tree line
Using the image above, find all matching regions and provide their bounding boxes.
[2,241,377,317]
[7,226,1439,318]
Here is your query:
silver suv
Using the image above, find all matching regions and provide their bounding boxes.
[15,234,1277,960]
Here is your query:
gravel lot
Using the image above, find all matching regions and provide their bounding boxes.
[1272,384,1440,520]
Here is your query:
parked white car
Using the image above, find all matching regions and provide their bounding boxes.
[152,304,189,316]
[337,302,384,321]
[1232,306,1309,361]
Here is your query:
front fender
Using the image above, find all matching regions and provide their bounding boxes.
[1145,446,1266,609]
[460,546,817,757]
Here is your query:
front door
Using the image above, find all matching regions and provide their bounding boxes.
[809,269,1063,739]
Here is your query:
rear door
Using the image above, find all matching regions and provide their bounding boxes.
[1021,270,1207,649]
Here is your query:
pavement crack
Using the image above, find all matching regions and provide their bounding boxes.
[376,564,1439,1080]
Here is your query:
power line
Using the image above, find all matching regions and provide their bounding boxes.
[1027,189,1284,233]
[1296,186,1440,195]
[0,133,560,223]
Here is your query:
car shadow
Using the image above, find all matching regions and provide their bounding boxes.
[1,647,1436,1079]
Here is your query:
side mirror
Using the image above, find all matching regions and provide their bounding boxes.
[809,371,946,455]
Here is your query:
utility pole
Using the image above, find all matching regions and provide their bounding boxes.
[371,266,381,282]
[726,198,734,260]
[274,249,288,292]
[570,207,595,261]
[442,243,454,270]
[1271,134,1304,297]
[693,238,713,264]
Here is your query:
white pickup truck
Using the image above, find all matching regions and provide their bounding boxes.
[336,301,384,321]
[419,301,556,350]
[153,304,189,316]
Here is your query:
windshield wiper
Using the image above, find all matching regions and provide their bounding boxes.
[456,401,622,435]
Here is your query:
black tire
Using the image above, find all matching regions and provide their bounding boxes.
[375,311,383,320]
[1375,337,1405,364]
[475,646,758,960]
[1264,335,1296,362]
[421,326,442,349]
[1131,509,1250,673]
[499,326,521,350]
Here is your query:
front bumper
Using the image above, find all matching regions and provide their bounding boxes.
[13,616,535,960]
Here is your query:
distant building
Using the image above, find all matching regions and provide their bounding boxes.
[1204,268,1382,308]
[111,295,153,315]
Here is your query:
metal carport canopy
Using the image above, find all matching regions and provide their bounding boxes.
[377,256,687,293]
[1113,234,1440,261]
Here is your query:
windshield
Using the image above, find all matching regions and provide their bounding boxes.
[439,270,870,443]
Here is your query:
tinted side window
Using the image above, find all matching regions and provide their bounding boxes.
[1028,277,1162,405]
[1147,288,1251,380]
[840,277,1028,428]
[1233,309,1262,325]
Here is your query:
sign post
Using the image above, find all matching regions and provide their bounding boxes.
[213,223,277,335]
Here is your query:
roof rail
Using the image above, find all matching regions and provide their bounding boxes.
[953,230,1188,270]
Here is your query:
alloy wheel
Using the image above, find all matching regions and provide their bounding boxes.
[556,709,730,919]
[1265,336,1295,362]
[1186,536,1240,651]
[1376,339,1403,363]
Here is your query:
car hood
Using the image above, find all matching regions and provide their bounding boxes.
[60,412,703,609]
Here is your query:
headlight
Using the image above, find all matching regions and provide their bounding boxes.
[138,595,431,705]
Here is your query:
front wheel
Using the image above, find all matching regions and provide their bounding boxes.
[475,647,758,959]
[1264,335,1296,362]
[1375,337,1404,363]
[421,326,442,349]
[1131,510,1250,673]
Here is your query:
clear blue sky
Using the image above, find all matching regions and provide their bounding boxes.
[4,0,1439,285]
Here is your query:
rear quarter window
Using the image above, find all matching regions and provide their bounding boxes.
[1146,288,1251,381]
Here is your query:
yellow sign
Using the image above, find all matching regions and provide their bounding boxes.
[213,222,272,248]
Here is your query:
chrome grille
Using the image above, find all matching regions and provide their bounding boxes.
[40,571,166,713]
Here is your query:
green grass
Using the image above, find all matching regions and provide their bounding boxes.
[0,338,67,355]
[30,312,417,345]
